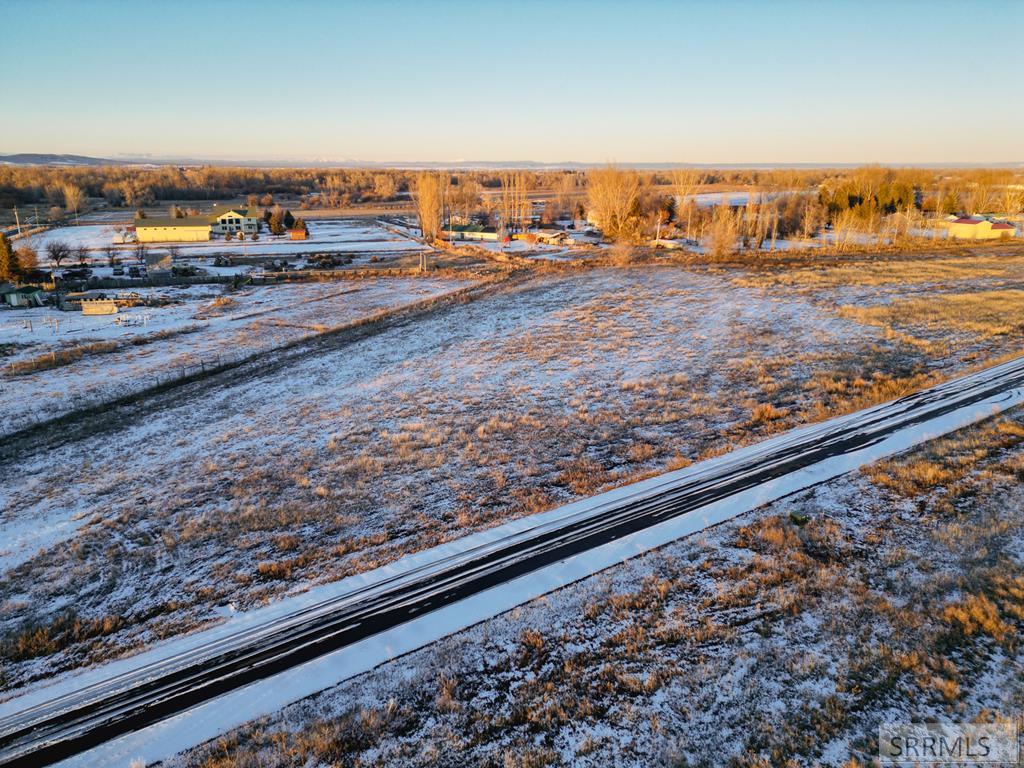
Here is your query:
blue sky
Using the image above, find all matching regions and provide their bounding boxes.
[3,0,1022,163]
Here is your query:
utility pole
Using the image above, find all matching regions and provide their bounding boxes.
[13,206,21,236]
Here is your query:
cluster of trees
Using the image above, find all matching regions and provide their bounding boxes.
[0,166,417,212]
[0,234,40,281]
[265,205,297,235]
[4,164,1021,258]
[0,165,585,217]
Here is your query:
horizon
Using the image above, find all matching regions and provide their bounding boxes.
[3,0,1023,164]
[3,153,1022,170]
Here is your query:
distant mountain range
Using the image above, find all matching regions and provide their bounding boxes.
[1,153,1021,170]
[0,153,131,166]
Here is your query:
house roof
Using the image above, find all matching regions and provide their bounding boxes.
[209,206,253,220]
[446,224,496,233]
[992,222,1016,230]
[136,216,211,228]
[951,217,986,225]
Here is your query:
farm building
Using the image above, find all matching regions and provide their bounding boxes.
[442,224,500,242]
[288,228,309,240]
[947,217,1017,240]
[134,206,261,243]
[135,215,216,243]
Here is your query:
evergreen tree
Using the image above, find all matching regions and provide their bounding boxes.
[283,209,296,229]
[0,234,20,282]
[268,212,285,235]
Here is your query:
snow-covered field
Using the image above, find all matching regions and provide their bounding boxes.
[5,254,1024,760]
[170,407,1024,767]
[2,261,1006,695]
[0,277,473,434]
[23,218,430,261]
[17,368,1021,768]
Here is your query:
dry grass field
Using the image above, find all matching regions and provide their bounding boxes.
[4,253,1024,698]
[0,276,478,434]
[172,407,1024,768]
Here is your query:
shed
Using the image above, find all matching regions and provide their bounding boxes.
[3,286,45,308]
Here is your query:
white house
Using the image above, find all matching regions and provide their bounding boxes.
[209,206,260,237]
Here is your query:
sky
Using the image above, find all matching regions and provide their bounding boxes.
[2,0,1022,164]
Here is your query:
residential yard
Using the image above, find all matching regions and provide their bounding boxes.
[4,252,1024,700]
[171,406,1024,768]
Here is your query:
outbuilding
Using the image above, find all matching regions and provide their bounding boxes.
[947,217,1018,240]
[442,224,500,242]
[2,286,45,307]
[135,215,213,243]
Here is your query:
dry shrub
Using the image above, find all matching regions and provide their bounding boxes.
[749,402,789,424]
[556,456,608,495]
[866,459,955,497]
[734,515,801,554]
[942,594,1013,643]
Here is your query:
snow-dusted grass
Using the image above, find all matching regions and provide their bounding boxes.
[0,278,473,435]
[172,408,1024,768]
[0,262,996,695]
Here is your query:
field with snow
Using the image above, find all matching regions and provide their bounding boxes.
[0,276,474,435]
[23,218,430,261]
[172,407,1024,767]
[7,250,1024,699]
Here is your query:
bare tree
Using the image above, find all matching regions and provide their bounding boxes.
[500,173,530,234]
[801,199,827,240]
[1000,185,1023,217]
[671,169,700,239]
[554,173,579,221]
[413,173,447,242]
[586,166,642,242]
[964,183,991,216]
[707,200,739,260]
[61,182,85,218]
[46,240,71,269]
